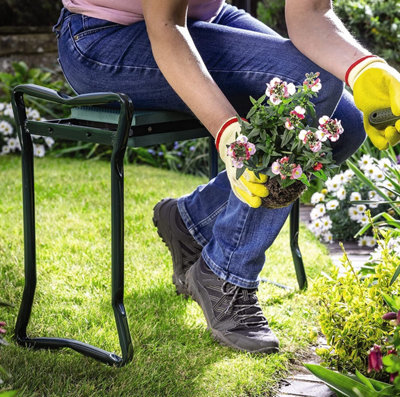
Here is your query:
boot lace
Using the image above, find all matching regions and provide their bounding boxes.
[221,282,268,328]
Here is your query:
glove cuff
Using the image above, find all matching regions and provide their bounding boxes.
[215,117,247,152]
[346,55,386,89]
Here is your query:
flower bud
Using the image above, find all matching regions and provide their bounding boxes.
[368,344,383,373]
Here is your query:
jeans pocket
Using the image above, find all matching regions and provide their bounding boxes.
[73,23,120,42]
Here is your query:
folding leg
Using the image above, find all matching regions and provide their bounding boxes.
[12,85,134,366]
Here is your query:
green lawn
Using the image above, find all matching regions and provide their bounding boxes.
[0,155,332,396]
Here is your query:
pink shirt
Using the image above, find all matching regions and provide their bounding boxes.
[62,0,226,25]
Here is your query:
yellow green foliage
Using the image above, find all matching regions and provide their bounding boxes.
[311,242,398,374]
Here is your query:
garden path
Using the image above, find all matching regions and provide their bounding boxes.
[277,205,373,397]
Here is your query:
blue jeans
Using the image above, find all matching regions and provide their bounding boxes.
[55,5,366,289]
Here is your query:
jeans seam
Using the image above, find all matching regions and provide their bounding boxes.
[225,203,250,275]
[177,198,208,246]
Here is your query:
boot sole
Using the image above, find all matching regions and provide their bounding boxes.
[153,199,189,297]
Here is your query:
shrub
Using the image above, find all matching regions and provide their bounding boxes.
[312,235,398,375]
[256,0,400,67]
[307,153,398,243]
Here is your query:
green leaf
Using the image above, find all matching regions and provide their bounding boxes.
[0,391,19,397]
[382,292,400,311]
[391,265,400,286]
[299,173,311,187]
[304,364,379,397]
[236,166,246,180]
[355,371,378,391]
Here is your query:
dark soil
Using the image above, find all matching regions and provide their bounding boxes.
[261,178,307,208]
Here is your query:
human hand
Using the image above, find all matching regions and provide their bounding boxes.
[348,56,400,150]
[216,118,269,208]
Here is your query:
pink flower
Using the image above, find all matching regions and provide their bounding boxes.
[271,161,281,175]
[318,116,344,142]
[266,77,296,105]
[304,72,322,93]
[299,129,310,143]
[285,119,295,130]
[291,106,306,119]
[310,141,322,152]
[226,135,256,169]
[368,345,383,373]
[291,164,303,179]
[280,156,289,164]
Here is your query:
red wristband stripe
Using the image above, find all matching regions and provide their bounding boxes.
[215,117,247,152]
[345,55,377,86]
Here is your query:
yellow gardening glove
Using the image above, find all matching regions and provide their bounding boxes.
[349,57,400,150]
[216,118,269,208]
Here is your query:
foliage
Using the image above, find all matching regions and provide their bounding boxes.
[333,0,400,67]
[256,0,287,38]
[257,0,400,67]
[311,239,397,374]
[305,363,397,396]
[0,0,62,27]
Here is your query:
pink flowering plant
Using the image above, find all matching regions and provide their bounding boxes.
[228,73,343,192]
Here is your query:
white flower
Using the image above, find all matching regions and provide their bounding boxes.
[336,173,347,185]
[350,192,362,202]
[366,236,377,247]
[372,168,385,182]
[344,169,355,180]
[382,180,396,198]
[3,105,13,118]
[326,199,339,210]
[364,164,380,180]
[315,203,326,216]
[356,204,367,213]
[27,108,40,120]
[6,137,19,151]
[315,128,328,142]
[1,145,10,155]
[348,206,360,221]
[310,219,323,236]
[357,214,369,225]
[378,158,392,170]
[311,192,325,204]
[335,187,346,200]
[0,120,13,135]
[33,144,45,158]
[0,103,5,112]
[358,154,372,170]
[320,215,332,231]
[358,236,369,247]
[322,232,333,244]
[325,176,341,192]
[45,137,55,148]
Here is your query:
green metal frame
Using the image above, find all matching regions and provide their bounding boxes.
[11,84,306,367]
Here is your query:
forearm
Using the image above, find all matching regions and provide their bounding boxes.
[285,1,371,82]
[146,24,236,137]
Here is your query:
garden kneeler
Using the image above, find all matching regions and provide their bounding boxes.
[11,84,307,366]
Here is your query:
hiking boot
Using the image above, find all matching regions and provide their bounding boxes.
[186,257,279,353]
[153,198,202,296]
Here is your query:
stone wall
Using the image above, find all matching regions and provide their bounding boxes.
[0,26,59,72]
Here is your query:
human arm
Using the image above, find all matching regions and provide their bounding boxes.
[142,0,268,206]
[285,0,400,148]
[142,0,235,137]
